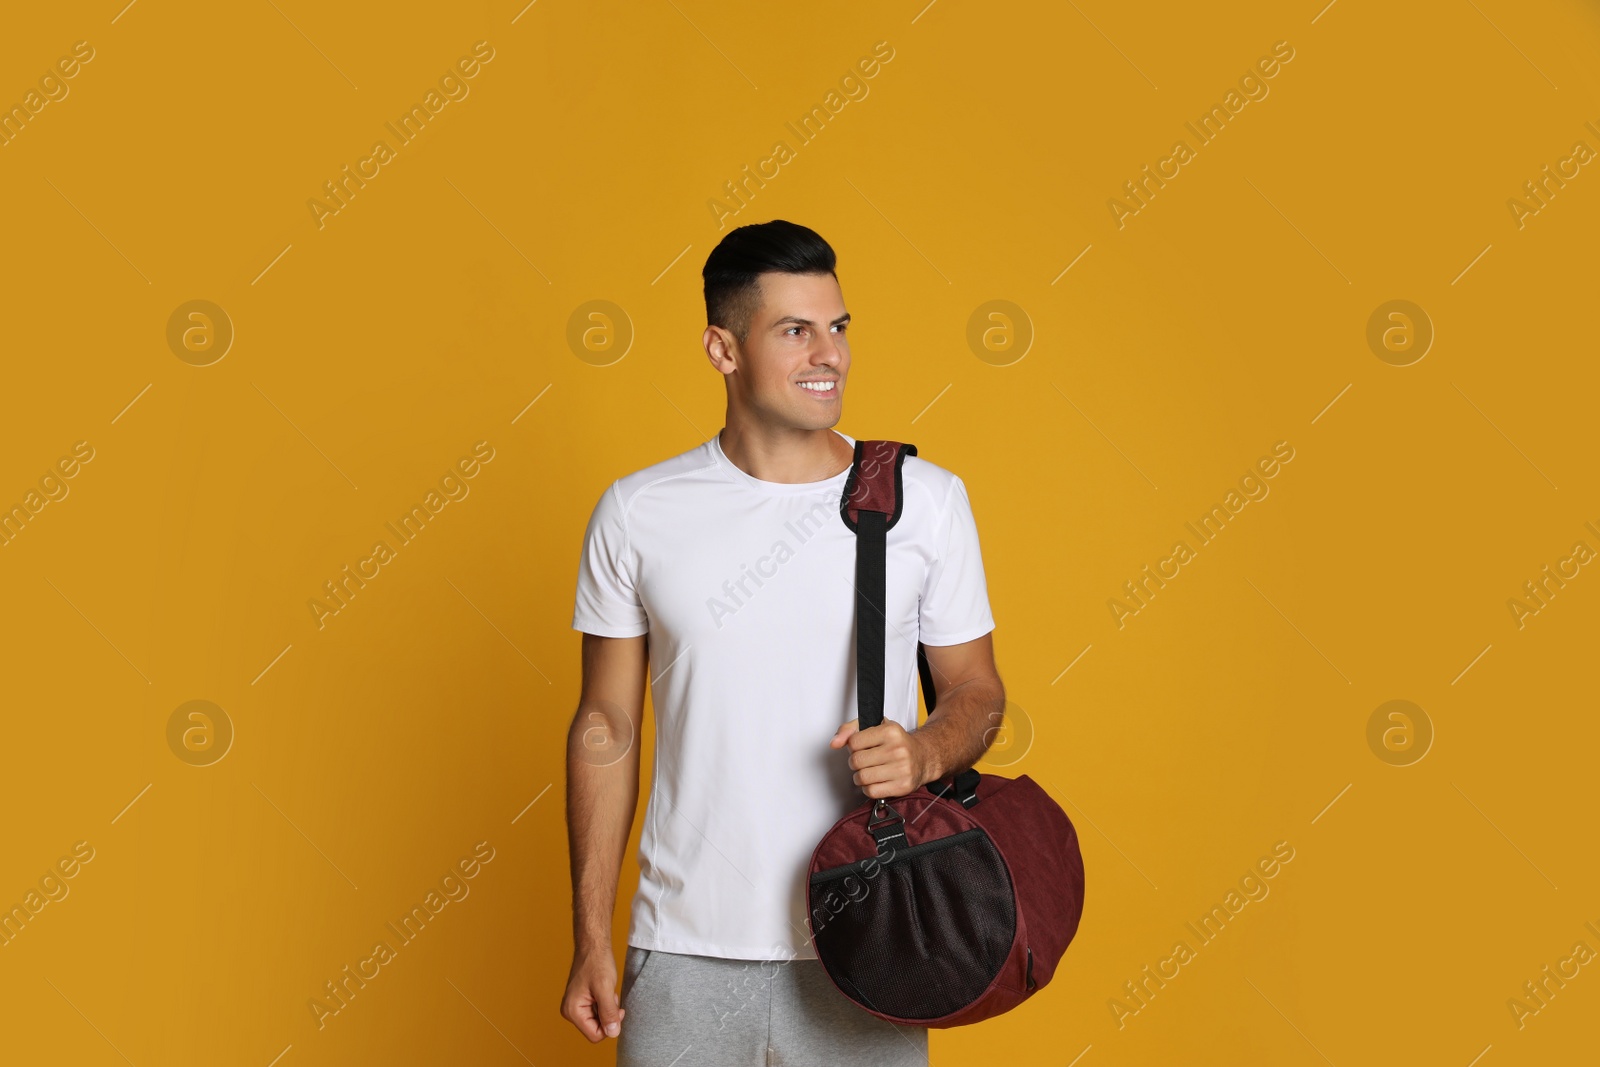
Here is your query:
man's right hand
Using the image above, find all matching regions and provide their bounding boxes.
[561,949,626,1043]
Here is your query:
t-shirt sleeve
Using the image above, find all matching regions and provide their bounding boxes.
[918,475,996,646]
[572,480,649,638]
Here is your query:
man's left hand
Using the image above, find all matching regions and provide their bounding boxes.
[830,718,933,799]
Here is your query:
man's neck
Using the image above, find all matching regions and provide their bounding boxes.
[718,422,853,484]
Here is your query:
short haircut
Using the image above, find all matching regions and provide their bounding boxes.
[703,219,837,344]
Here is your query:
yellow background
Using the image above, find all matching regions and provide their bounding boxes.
[2,0,1597,1064]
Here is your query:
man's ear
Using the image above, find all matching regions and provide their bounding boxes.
[704,325,739,375]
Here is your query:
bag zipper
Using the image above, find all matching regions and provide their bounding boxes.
[809,827,989,884]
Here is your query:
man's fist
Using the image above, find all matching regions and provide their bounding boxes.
[830,718,932,799]
[560,950,626,1042]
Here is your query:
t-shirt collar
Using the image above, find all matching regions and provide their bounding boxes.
[710,428,856,496]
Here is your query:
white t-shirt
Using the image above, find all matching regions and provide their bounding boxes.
[571,428,996,960]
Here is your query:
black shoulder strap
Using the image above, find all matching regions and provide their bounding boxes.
[838,440,935,731]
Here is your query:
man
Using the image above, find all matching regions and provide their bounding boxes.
[560,219,1005,1066]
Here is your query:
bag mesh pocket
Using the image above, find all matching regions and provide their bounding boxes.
[810,827,1015,1020]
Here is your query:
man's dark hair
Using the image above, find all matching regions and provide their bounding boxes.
[703,220,837,345]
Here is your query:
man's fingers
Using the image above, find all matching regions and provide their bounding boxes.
[845,720,906,751]
[848,744,898,770]
[852,763,896,785]
[566,990,603,1041]
[565,972,627,1043]
[596,984,623,1038]
[830,719,859,748]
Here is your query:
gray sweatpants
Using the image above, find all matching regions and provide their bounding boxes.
[616,945,930,1067]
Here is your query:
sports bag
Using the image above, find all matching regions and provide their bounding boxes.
[806,439,1086,1028]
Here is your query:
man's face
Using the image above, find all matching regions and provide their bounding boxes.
[714,271,850,430]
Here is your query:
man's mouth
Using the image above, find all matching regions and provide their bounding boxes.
[796,379,838,397]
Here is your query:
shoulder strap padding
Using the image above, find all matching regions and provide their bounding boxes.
[838,440,917,531]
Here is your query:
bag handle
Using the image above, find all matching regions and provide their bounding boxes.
[840,439,982,812]
[837,439,930,732]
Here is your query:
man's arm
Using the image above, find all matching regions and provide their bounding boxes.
[560,631,647,1043]
[911,632,1006,781]
[830,631,1005,797]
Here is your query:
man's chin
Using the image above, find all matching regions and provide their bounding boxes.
[777,404,842,431]
[804,409,843,430]
[746,395,844,431]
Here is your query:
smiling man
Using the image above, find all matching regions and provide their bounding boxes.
[560,219,1003,1066]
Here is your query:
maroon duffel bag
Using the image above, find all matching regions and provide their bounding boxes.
[806,439,1086,1027]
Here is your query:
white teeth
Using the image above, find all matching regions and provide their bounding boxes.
[799,381,835,392]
